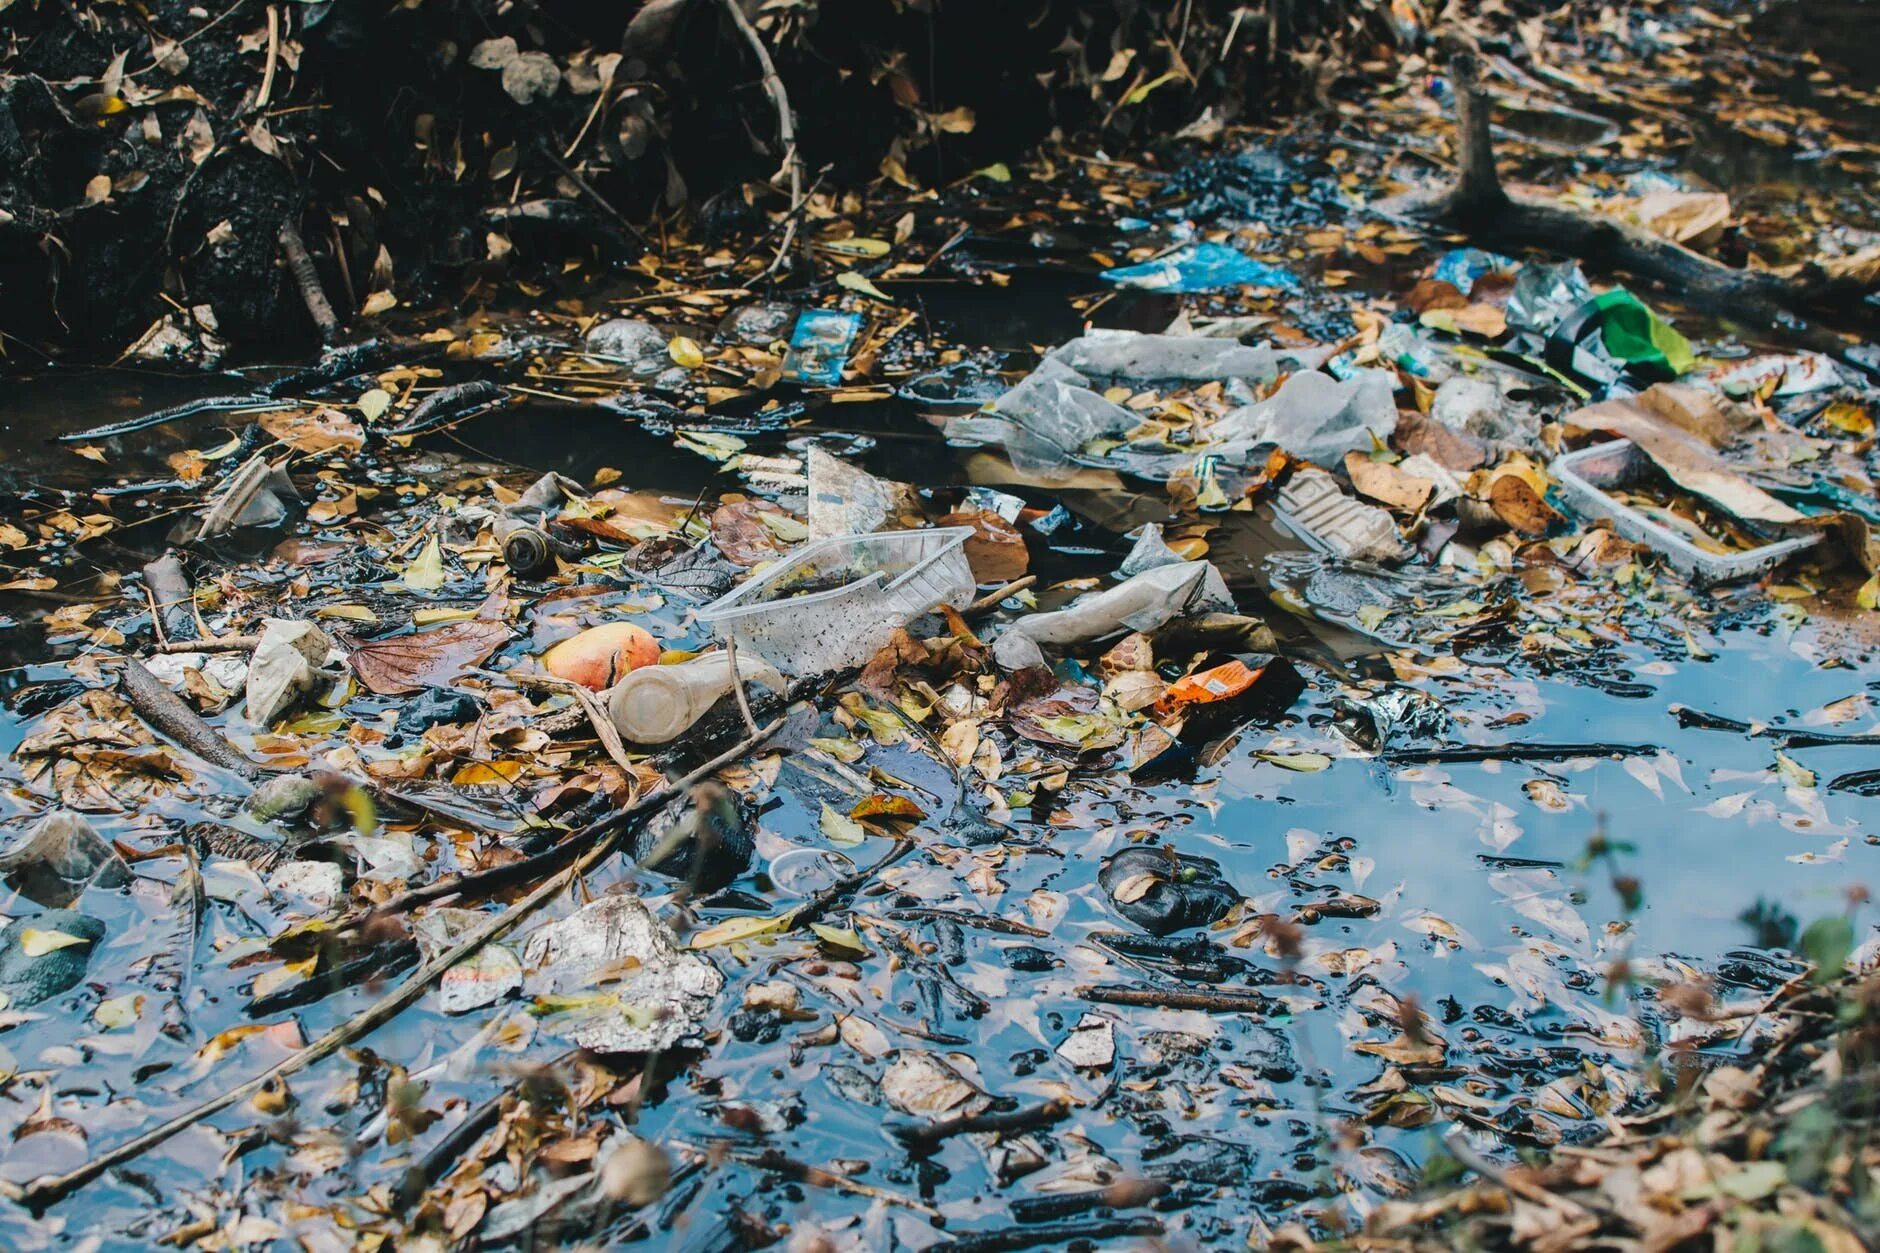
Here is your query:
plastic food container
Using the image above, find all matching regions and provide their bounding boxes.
[1552,439,1820,586]
[697,527,975,676]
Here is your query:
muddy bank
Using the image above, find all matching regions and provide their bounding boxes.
[0,0,1400,364]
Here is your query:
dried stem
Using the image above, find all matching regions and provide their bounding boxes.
[277,220,340,344]
[717,0,804,276]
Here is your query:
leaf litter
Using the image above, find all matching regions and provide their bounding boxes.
[0,1,1876,1248]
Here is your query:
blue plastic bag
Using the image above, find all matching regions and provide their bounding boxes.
[781,310,864,385]
[1101,242,1299,293]
[1430,247,1517,293]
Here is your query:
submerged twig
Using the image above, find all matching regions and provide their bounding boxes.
[892,1098,1069,1154]
[119,658,262,781]
[1076,984,1273,1014]
[19,714,785,1208]
[1382,741,1656,765]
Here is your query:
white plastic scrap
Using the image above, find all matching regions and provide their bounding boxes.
[1045,329,1330,385]
[244,618,336,727]
[1213,368,1398,464]
[992,558,1234,669]
[521,894,724,1052]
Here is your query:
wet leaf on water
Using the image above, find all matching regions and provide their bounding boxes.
[850,794,924,822]
[819,802,867,846]
[690,912,795,949]
[1111,872,1163,904]
[836,271,893,303]
[821,237,891,257]
[1774,751,1816,789]
[93,993,143,1029]
[675,431,745,461]
[357,388,394,422]
[667,336,705,368]
[1257,751,1333,772]
[400,536,447,592]
[808,736,865,763]
[349,620,509,695]
[809,922,868,955]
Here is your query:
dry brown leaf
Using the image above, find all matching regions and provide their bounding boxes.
[1345,452,1434,512]
[348,620,511,695]
[1488,474,1564,536]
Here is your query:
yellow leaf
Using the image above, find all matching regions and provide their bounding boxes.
[1257,751,1334,772]
[820,802,867,846]
[357,388,394,422]
[972,163,1011,183]
[836,271,894,303]
[1123,71,1183,105]
[401,536,446,592]
[1858,573,1880,612]
[20,928,88,957]
[413,607,475,625]
[314,604,378,622]
[690,912,797,949]
[361,290,397,317]
[94,993,145,1030]
[821,237,891,258]
[668,336,705,369]
[451,760,525,786]
[71,444,108,463]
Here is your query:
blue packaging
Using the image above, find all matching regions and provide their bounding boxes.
[781,310,864,385]
[1101,242,1299,293]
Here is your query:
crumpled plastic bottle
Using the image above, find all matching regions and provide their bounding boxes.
[1212,368,1398,464]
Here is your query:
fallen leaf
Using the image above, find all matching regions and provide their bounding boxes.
[1345,452,1434,512]
[348,620,510,695]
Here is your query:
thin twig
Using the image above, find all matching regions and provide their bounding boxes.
[965,575,1037,618]
[17,715,785,1208]
[277,220,340,344]
[717,0,804,277]
[723,634,760,737]
[150,635,261,654]
[254,4,280,112]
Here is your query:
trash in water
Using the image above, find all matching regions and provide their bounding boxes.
[1705,352,1846,398]
[806,447,920,539]
[607,652,785,745]
[1333,686,1454,751]
[0,812,130,907]
[388,688,484,747]
[1431,247,1517,293]
[520,894,724,1053]
[245,618,337,727]
[1546,288,1696,387]
[626,781,753,892]
[187,455,303,542]
[1099,846,1242,935]
[1101,241,1300,293]
[991,559,1234,669]
[1158,652,1304,743]
[585,318,672,374]
[1214,369,1398,464]
[1506,260,1593,335]
[1271,468,1410,563]
[780,310,864,385]
[895,361,1009,409]
[1046,329,1325,385]
[1551,439,1820,585]
[698,527,975,676]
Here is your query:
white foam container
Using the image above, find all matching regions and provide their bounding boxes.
[1552,439,1820,586]
[697,527,975,676]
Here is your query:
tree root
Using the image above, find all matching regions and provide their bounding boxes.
[1393,46,1877,328]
